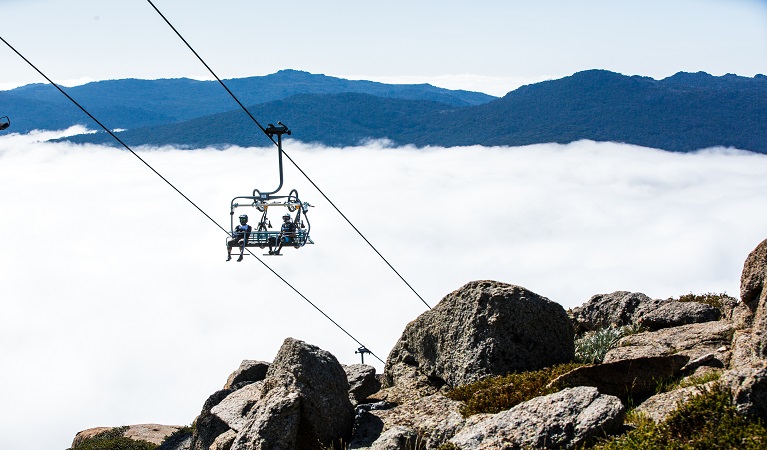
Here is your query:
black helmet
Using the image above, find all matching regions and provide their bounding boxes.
[283,213,291,221]
[239,214,248,224]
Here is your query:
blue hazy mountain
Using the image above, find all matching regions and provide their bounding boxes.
[0,69,495,133]
[5,69,766,153]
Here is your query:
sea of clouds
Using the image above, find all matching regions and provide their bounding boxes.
[2,128,767,449]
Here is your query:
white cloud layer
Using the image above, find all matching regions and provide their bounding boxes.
[2,130,767,449]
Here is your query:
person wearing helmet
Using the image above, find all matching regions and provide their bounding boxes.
[227,214,252,261]
[268,213,297,255]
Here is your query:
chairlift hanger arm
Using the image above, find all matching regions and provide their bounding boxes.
[253,122,291,200]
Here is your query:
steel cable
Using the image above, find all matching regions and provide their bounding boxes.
[145,0,432,310]
[0,34,385,365]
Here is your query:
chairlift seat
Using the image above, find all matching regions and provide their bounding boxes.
[231,230,313,249]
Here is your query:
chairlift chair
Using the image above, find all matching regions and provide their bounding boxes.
[227,122,314,256]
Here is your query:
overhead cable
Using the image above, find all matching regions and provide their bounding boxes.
[145,0,432,310]
[0,34,385,365]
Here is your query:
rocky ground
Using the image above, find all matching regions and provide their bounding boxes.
[69,238,767,449]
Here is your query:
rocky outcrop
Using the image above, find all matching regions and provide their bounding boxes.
[266,337,355,448]
[741,238,767,309]
[552,355,689,401]
[384,280,574,391]
[72,425,183,448]
[640,301,720,330]
[124,425,184,445]
[741,238,767,360]
[345,364,381,405]
[223,360,270,390]
[449,387,624,449]
[72,242,767,450]
[603,321,734,366]
[570,291,665,333]
[71,428,113,447]
[191,338,353,450]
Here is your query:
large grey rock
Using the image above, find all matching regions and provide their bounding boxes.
[345,364,381,405]
[223,360,270,390]
[193,338,354,450]
[570,291,665,333]
[266,338,354,449]
[384,280,574,390]
[449,386,624,449]
[603,321,735,366]
[640,301,720,330]
[552,355,689,402]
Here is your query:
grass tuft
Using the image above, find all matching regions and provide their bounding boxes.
[591,384,767,449]
[68,426,157,450]
[674,291,736,316]
[446,363,583,417]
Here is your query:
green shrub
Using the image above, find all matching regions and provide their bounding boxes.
[68,427,157,450]
[446,363,583,417]
[592,384,767,449]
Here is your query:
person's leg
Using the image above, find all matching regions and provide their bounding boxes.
[237,239,245,261]
[226,239,235,261]
[275,236,288,255]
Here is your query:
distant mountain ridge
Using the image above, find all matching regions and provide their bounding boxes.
[0,69,495,133]
[3,69,766,153]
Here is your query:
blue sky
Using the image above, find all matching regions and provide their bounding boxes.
[1,0,766,94]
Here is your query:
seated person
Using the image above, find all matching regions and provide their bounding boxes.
[269,213,297,255]
[227,214,252,262]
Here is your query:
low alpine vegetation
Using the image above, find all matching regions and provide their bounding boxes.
[674,291,736,316]
[446,363,583,417]
[574,323,645,365]
[591,384,767,449]
[68,427,157,450]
